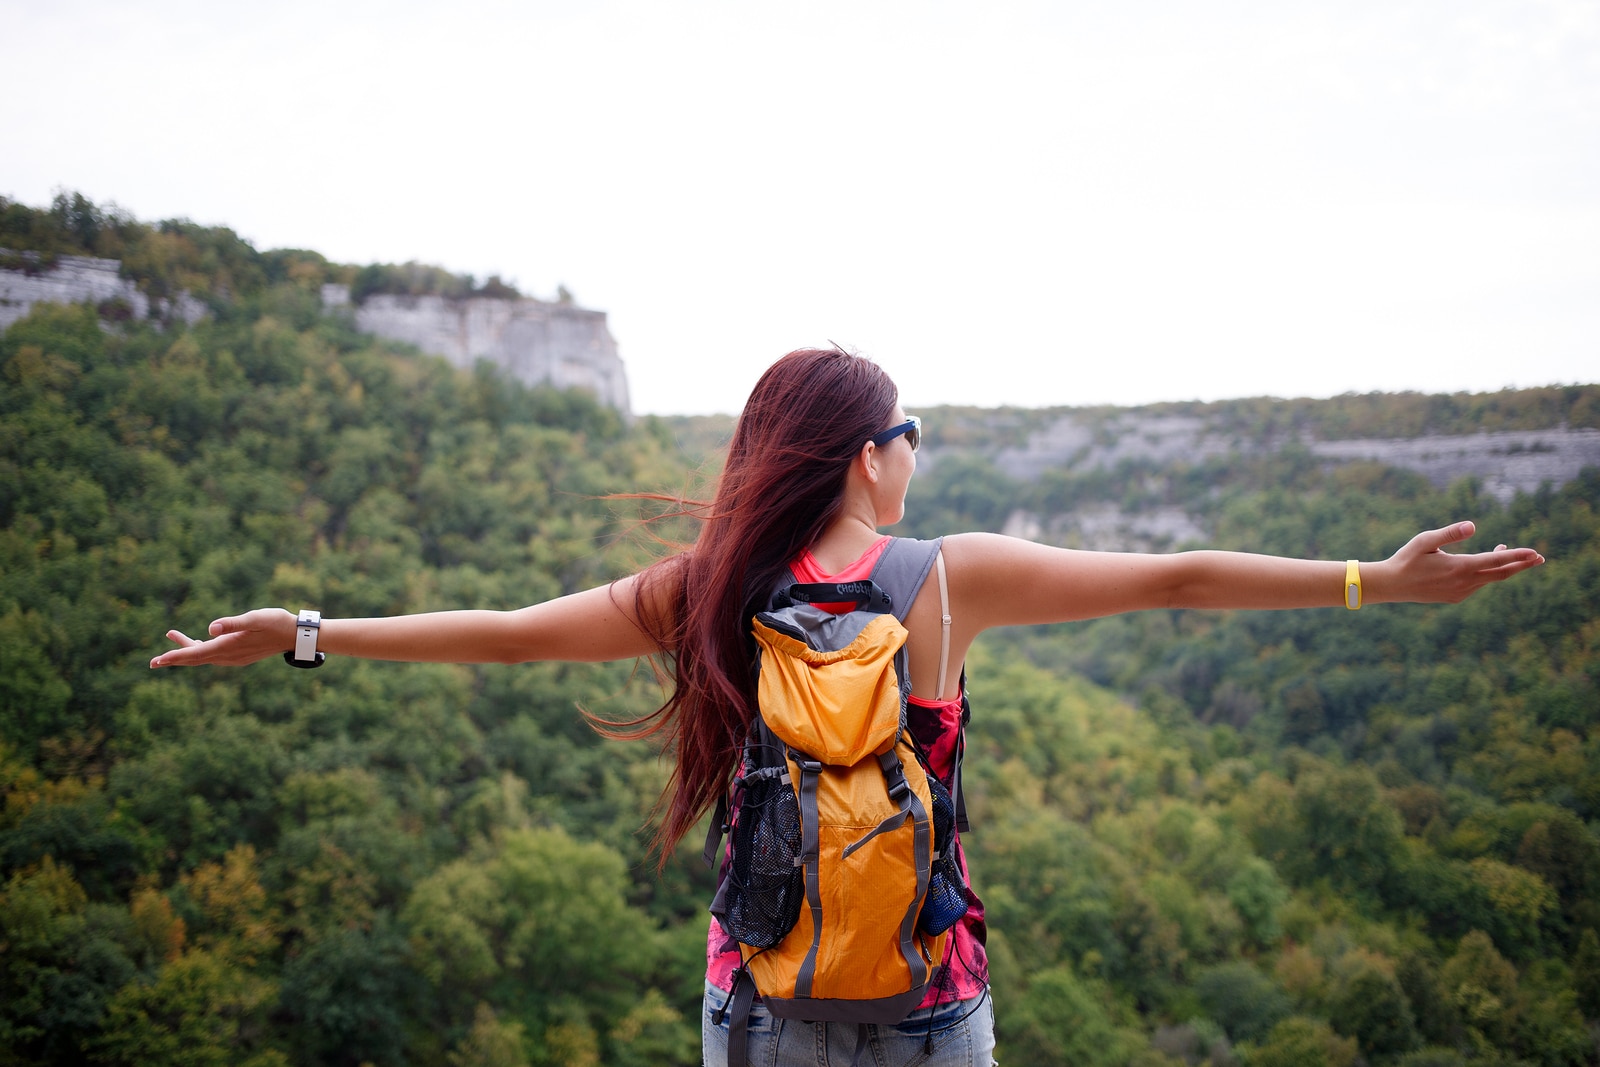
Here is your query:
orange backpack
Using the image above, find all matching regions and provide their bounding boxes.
[706,537,968,1062]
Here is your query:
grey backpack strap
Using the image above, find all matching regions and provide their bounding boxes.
[868,537,944,621]
[703,792,729,868]
[880,538,974,834]
[721,969,758,1067]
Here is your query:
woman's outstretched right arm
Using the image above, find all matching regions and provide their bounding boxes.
[150,571,670,669]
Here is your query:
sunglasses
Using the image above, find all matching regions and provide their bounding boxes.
[869,415,921,452]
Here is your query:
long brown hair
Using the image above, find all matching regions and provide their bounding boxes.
[620,347,900,859]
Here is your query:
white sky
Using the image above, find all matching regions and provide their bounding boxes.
[3,0,1596,416]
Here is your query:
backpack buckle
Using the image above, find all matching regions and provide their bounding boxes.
[882,758,911,802]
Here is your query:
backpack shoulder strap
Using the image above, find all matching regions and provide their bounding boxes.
[868,536,944,621]
[881,538,974,833]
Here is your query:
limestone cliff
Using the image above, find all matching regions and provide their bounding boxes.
[0,253,631,417]
[0,252,206,331]
[322,285,631,416]
[979,412,1600,550]
[988,411,1600,504]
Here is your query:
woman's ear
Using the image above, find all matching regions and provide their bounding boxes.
[857,440,881,484]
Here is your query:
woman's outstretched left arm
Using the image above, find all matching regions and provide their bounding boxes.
[950,520,1544,632]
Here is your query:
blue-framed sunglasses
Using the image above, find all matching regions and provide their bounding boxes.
[869,415,921,452]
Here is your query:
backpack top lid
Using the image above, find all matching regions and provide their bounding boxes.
[751,609,907,764]
[751,537,945,765]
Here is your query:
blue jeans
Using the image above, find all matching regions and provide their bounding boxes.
[701,982,997,1067]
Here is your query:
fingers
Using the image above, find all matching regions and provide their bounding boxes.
[1488,550,1545,574]
[1457,549,1544,596]
[209,613,250,637]
[151,630,227,669]
[1388,524,1544,604]
[150,631,196,668]
[1423,520,1477,553]
[152,631,250,669]
[153,608,295,669]
[1399,522,1468,559]
[1481,546,1544,567]
[151,639,195,671]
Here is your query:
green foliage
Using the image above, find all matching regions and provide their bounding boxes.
[91,948,286,1067]
[899,451,1019,537]
[350,261,522,303]
[1,192,139,266]
[3,210,1598,1063]
[1196,962,1291,1044]
[1240,1016,1359,1067]
[1573,929,1600,1019]
[1327,959,1419,1058]
[1,192,327,312]
[0,279,693,1063]
[1003,965,1143,1067]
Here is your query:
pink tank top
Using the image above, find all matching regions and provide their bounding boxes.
[705,536,990,1006]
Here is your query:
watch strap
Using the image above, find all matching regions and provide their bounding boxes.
[285,609,325,668]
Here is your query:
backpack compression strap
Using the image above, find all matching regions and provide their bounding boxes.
[719,967,758,1067]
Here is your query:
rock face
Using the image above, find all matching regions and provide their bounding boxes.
[0,255,630,417]
[1302,431,1600,504]
[969,409,1600,551]
[323,285,631,416]
[993,413,1600,504]
[0,253,206,331]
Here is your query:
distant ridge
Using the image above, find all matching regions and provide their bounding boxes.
[0,250,632,416]
[1,192,632,415]
[985,411,1600,503]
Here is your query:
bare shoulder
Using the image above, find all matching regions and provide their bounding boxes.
[938,531,1179,630]
[940,530,1086,578]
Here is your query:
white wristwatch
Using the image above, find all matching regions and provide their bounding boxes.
[284,609,325,668]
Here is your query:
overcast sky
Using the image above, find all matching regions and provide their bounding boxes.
[4,0,1595,416]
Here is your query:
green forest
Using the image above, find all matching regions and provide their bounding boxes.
[3,195,1599,1066]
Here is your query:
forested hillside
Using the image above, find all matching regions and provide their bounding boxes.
[2,198,1598,1066]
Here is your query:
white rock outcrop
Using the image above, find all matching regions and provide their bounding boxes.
[1,256,630,416]
[0,253,206,331]
[325,285,630,416]
[994,413,1600,503]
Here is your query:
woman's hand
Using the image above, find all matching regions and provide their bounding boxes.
[150,608,297,668]
[1371,521,1544,605]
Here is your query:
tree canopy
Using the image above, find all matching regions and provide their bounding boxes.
[2,195,1597,1066]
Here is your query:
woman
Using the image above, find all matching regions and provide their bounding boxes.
[152,348,1543,1066]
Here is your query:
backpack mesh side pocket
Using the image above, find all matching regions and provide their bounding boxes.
[919,771,969,935]
[724,755,804,949]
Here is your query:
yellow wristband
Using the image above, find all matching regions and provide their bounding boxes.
[1345,560,1362,610]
